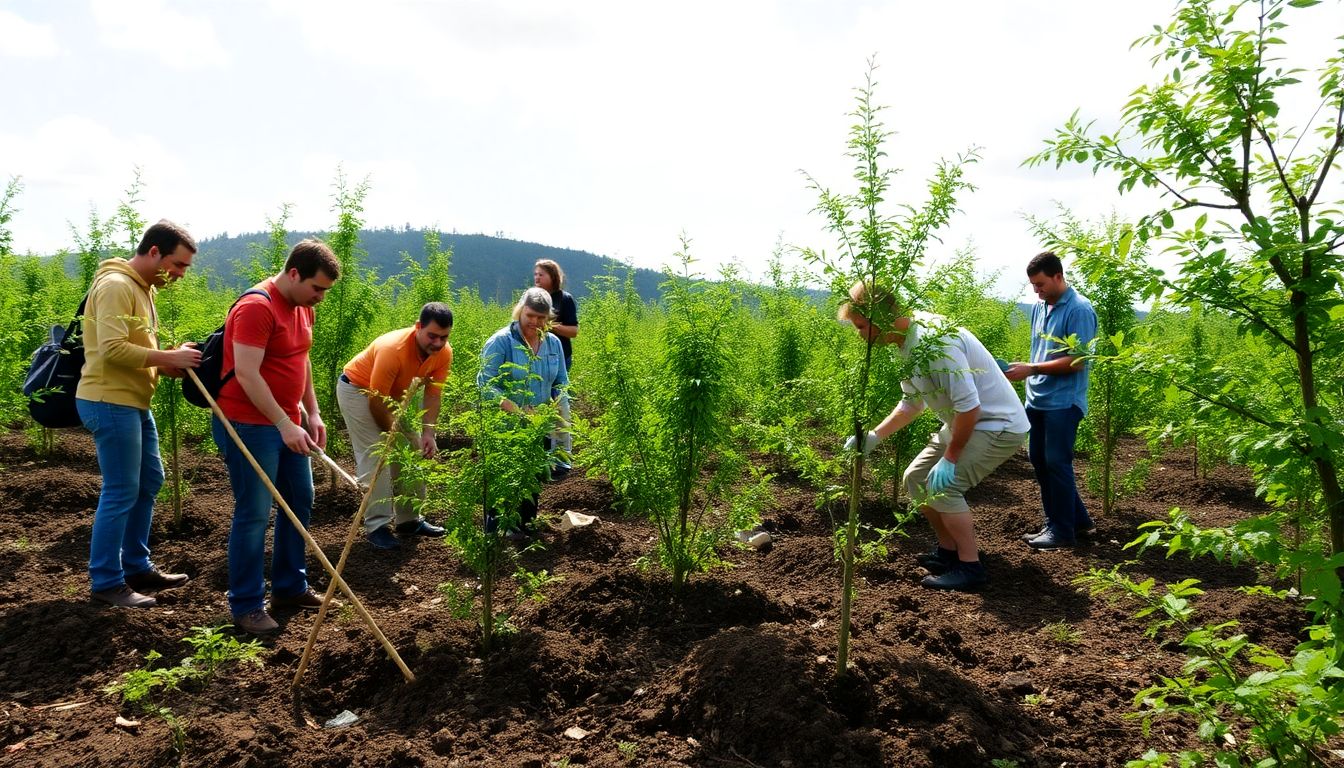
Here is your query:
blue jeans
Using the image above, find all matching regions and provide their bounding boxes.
[1026,406,1093,541]
[212,418,313,616]
[77,399,164,593]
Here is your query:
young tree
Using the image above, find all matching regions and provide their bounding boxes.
[1027,0,1344,565]
[242,204,292,285]
[420,361,558,653]
[0,176,20,257]
[801,60,976,676]
[583,243,767,591]
[1030,2,1344,762]
[402,229,454,308]
[311,170,380,434]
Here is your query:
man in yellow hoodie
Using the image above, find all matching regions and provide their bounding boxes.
[76,220,203,608]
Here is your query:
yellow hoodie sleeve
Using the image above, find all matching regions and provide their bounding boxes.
[91,277,153,369]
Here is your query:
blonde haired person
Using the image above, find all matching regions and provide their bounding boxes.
[477,287,570,539]
[840,281,1028,591]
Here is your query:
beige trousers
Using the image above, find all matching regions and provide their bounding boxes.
[336,377,422,533]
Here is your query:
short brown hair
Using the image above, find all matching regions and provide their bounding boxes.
[1026,251,1064,278]
[285,238,340,281]
[534,259,565,291]
[136,219,196,257]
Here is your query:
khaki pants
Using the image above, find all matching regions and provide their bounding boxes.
[903,427,1026,514]
[336,377,422,533]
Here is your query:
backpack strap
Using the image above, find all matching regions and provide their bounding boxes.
[230,287,272,311]
[61,293,91,345]
[218,288,273,386]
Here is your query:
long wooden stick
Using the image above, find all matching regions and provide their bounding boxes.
[312,446,362,490]
[185,369,415,683]
[293,379,423,689]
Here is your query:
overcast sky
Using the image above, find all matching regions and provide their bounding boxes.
[1,1,1339,300]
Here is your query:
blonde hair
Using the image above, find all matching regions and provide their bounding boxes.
[534,259,565,291]
[837,280,903,327]
[512,287,554,321]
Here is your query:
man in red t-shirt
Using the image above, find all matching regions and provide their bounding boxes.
[337,302,454,550]
[212,239,339,635]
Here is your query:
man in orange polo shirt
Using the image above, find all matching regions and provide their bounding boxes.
[337,302,453,549]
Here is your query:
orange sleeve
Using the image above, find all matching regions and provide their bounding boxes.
[366,344,401,398]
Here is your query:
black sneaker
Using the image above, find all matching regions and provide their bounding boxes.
[920,561,988,591]
[914,546,959,574]
[366,525,401,550]
[395,519,445,537]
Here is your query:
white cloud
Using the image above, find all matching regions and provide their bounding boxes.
[0,9,60,58]
[6,0,1339,293]
[0,116,189,252]
[88,0,228,70]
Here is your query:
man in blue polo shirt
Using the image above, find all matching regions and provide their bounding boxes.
[1005,251,1098,549]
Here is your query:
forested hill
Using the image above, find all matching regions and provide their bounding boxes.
[195,228,666,302]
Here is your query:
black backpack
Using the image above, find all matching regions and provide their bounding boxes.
[183,289,270,408]
[23,295,90,429]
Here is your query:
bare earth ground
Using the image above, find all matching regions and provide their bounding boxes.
[0,431,1315,767]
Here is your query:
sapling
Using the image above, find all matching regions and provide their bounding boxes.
[105,625,264,754]
[242,203,292,285]
[0,175,19,257]
[800,59,976,677]
[1027,0,1344,565]
[419,363,557,652]
[310,168,380,444]
[582,241,768,591]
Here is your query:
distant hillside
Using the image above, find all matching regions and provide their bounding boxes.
[194,228,666,302]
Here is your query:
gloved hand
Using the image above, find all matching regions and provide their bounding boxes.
[843,430,882,456]
[927,457,957,493]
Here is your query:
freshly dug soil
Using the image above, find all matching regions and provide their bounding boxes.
[0,432,1315,767]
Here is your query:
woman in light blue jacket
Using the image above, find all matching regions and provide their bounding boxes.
[477,287,569,539]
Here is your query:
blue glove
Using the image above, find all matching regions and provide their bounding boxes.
[927,457,957,493]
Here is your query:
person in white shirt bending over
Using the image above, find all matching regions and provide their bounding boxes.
[840,281,1029,591]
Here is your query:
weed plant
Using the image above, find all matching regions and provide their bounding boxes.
[105,625,265,753]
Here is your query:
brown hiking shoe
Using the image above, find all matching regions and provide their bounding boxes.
[233,608,279,635]
[125,568,190,593]
[271,588,329,612]
[91,584,157,609]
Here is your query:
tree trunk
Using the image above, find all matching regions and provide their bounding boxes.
[481,566,494,654]
[170,415,182,529]
[836,446,862,678]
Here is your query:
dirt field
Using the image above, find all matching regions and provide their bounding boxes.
[0,431,1310,767]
